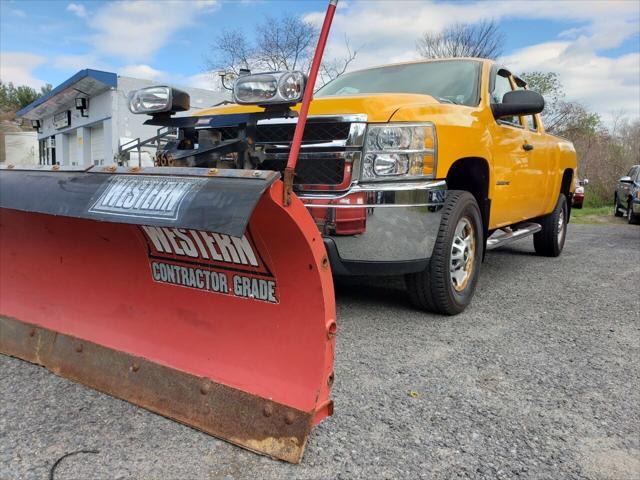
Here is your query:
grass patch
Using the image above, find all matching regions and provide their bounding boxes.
[571,206,626,225]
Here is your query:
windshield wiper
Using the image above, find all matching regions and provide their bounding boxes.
[436,97,461,105]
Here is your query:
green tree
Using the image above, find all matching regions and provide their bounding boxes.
[520,71,599,135]
[0,81,53,112]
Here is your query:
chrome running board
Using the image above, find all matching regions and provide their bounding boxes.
[486,222,542,250]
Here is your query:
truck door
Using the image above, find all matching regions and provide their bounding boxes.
[516,81,551,220]
[487,68,529,227]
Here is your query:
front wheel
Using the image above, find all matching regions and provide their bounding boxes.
[534,194,567,257]
[405,191,483,315]
[628,201,639,225]
[614,194,624,217]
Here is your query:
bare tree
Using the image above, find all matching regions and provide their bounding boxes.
[417,20,504,60]
[254,15,318,72]
[319,35,359,85]
[211,30,254,75]
[205,15,359,86]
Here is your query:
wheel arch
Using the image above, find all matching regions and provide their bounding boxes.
[560,168,573,220]
[445,157,491,256]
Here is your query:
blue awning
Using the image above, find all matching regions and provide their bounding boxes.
[16,69,117,120]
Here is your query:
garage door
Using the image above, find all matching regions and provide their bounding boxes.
[91,123,104,165]
[68,131,78,166]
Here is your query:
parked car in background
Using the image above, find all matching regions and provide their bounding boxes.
[573,178,588,209]
[614,165,640,224]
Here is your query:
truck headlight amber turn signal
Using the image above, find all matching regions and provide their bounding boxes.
[362,123,437,180]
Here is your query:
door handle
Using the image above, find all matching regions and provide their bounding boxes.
[522,143,534,151]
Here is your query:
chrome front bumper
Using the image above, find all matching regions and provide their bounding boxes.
[300,180,446,274]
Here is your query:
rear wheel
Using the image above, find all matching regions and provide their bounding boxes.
[405,191,483,315]
[534,194,567,257]
[614,194,624,217]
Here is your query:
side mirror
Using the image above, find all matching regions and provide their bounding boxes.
[581,178,589,186]
[492,90,544,119]
[619,176,633,184]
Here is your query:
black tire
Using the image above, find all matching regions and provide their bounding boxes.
[628,201,639,225]
[614,194,624,217]
[534,194,567,257]
[405,190,483,315]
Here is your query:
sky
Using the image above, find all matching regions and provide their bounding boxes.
[1,0,639,122]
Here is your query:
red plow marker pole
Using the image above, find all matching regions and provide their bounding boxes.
[284,0,338,205]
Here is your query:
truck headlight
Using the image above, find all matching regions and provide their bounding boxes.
[362,123,436,181]
[128,86,190,114]
[233,71,306,105]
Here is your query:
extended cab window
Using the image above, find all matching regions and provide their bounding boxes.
[491,71,519,127]
[315,60,481,107]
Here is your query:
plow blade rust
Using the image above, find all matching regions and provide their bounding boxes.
[0,167,335,463]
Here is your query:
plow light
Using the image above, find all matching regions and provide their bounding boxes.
[233,71,306,105]
[128,86,190,114]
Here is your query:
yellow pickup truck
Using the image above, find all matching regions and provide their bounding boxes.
[128,58,577,314]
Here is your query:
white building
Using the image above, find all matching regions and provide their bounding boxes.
[16,69,228,167]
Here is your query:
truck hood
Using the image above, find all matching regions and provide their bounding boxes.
[196,93,441,123]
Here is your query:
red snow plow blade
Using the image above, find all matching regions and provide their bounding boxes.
[0,166,335,463]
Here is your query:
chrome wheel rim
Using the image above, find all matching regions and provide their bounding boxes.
[557,204,566,248]
[450,217,476,292]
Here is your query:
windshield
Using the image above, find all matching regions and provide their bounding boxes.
[316,60,481,107]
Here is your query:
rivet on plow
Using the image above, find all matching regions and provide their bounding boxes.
[7,164,15,169]
[130,364,140,372]
[28,329,36,337]
[200,383,211,395]
[327,372,335,388]
[252,171,262,177]
[207,168,218,176]
[321,255,329,270]
[284,411,296,425]
[263,404,274,417]
[52,165,60,171]
[128,166,141,173]
[75,344,83,353]
[103,164,117,172]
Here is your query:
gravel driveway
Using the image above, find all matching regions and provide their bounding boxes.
[1,224,639,480]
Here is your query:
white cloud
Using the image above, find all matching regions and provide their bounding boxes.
[181,72,223,91]
[53,54,105,71]
[88,0,218,62]
[66,3,87,18]
[120,64,166,81]
[505,46,640,118]
[303,0,640,119]
[11,9,26,17]
[0,52,46,87]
